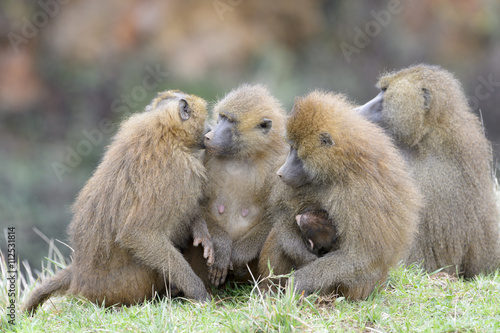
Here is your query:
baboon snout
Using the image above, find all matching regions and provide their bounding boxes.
[204,131,214,141]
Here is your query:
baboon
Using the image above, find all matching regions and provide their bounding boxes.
[258,91,421,300]
[296,209,338,256]
[202,84,287,286]
[23,90,213,314]
[356,64,500,277]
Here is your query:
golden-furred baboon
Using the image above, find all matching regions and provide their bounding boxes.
[23,90,213,314]
[202,84,288,286]
[296,209,339,256]
[258,91,421,300]
[356,64,500,277]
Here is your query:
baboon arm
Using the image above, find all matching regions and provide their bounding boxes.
[118,232,208,301]
[277,220,318,267]
[292,251,370,296]
[205,215,233,286]
[230,218,273,267]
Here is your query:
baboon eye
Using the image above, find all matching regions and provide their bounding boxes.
[218,113,235,124]
[381,86,388,92]
[258,118,272,134]
[179,99,191,121]
[319,133,334,146]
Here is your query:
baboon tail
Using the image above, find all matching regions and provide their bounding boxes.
[22,267,72,315]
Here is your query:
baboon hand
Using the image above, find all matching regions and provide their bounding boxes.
[193,236,215,267]
[208,256,232,286]
[290,271,313,297]
[208,265,228,287]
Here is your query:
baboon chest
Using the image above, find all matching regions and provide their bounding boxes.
[210,159,263,240]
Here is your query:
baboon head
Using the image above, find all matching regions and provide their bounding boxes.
[146,90,208,148]
[279,91,372,187]
[204,84,285,158]
[356,64,468,147]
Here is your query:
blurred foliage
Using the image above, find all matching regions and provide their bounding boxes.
[0,0,499,271]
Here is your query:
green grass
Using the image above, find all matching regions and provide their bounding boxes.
[2,185,500,332]
[1,245,500,332]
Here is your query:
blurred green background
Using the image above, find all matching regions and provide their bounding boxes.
[1,0,499,272]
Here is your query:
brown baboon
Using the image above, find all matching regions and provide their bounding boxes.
[356,64,500,277]
[23,90,213,314]
[296,209,338,256]
[202,84,287,287]
[258,91,421,300]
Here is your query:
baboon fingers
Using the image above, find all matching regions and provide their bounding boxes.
[203,242,215,267]
[208,266,228,286]
[291,278,311,297]
[193,236,215,266]
[208,266,215,285]
[214,269,226,286]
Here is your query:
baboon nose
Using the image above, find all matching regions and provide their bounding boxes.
[277,171,282,178]
[205,131,214,141]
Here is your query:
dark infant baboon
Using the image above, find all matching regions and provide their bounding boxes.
[201,84,288,287]
[23,90,213,314]
[356,64,500,277]
[296,209,339,256]
[258,91,422,300]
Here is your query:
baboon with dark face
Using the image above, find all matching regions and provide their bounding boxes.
[296,209,339,256]
[357,64,500,277]
[23,90,213,314]
[259,91,421,300]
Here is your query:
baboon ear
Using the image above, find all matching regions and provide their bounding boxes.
[179,99,191,121]
[422,88,432,112]
[319,132,334,147]
[258,118,273,134]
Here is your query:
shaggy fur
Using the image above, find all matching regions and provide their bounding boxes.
[23,90,210,314]
[259,91,422,300]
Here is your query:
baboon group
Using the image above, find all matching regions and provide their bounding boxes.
[24,64,500,314]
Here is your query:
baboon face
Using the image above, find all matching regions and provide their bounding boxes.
[204,112,272,156]
[204,84,284,157]
[148,90,208,148]
[296,209,337,255]
[277,146,312,187]
[279,92,357,187]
